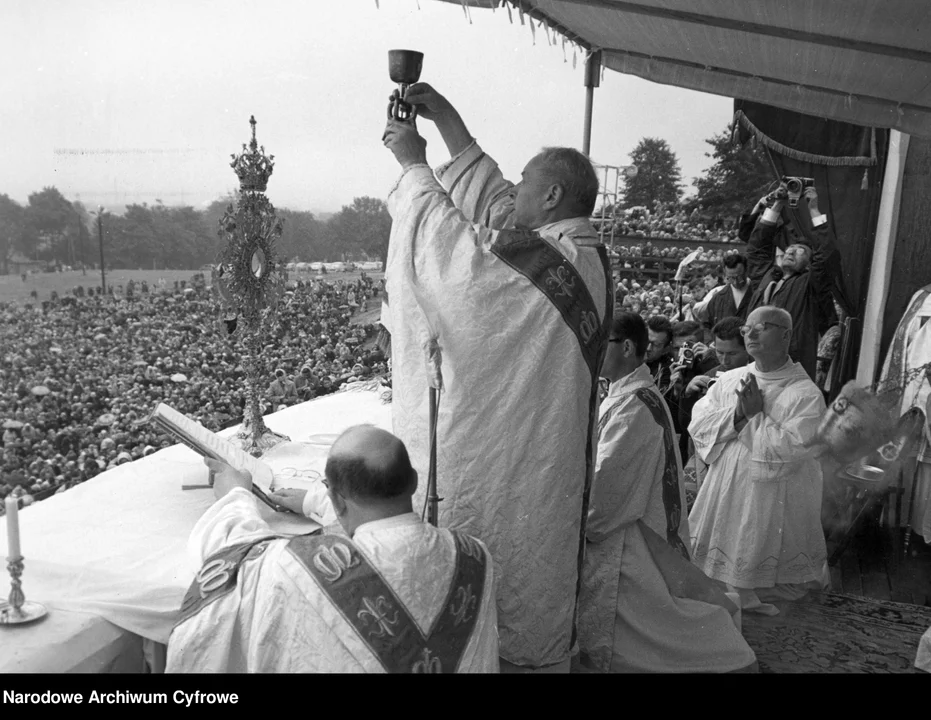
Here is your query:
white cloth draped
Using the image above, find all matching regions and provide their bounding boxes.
[688,360,828,589]
[166,493,498,673]
[385,141,610,667]
[578,365,755,673]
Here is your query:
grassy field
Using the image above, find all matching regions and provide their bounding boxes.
[0,269,384,305]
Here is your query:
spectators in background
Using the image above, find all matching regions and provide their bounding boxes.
[0,273,386,508]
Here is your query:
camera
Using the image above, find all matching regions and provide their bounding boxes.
[781,176,815,208]
[677,341,697,368]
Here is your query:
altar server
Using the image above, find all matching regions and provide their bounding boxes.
[166,425,498,673]
[382,83,612,672]
[577,312,756,673]
[689,307,829,612]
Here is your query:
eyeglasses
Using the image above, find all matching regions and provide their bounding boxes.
[740,322,788,336]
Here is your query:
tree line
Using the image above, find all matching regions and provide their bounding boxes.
[0,123,774,274]
[617,128,773,223]
[0,191,391,274]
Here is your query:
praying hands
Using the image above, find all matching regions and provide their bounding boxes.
[734,373,764,431]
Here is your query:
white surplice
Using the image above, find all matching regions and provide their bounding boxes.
[165,489,499,673]
[688,360,828,590]
[879,287,931,543]
[578,365,756,673]
[385,141,611,667]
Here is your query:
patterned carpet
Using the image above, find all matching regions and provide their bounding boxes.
[741,591,931,673]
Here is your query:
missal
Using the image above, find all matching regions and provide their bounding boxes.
[148,403,296,514]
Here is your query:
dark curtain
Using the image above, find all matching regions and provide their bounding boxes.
[734,100,889,387]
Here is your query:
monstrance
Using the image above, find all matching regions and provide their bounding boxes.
[214,116,289,456]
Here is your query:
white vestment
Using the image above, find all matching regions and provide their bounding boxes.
[879,286,931,543]
[578,365,756,673]
[688,361,828,590]
[385,141,612,667]
[165,490,499,673]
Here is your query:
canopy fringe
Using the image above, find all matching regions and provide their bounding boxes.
[734,110,876,167]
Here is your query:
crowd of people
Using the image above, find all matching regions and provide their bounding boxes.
[0,273,387,508]
[598,202,744,244]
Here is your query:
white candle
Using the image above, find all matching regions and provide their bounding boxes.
[5,496,21,560]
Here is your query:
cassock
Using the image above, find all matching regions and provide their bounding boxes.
[879,285,931,544]
[746,221,839,380]
[385,141,613,668]
[688,361,828,592]
[166,489,499,673]
[578,364,755,673]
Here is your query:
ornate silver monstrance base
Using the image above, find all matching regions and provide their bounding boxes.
[216,116,290,457]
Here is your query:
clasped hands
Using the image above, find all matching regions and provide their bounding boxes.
[733,373,764,429]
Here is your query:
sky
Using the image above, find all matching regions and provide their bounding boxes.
[0,0,733,216]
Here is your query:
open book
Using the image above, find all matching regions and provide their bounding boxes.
[148,403,296,514]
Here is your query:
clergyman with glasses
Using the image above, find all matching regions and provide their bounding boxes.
[687,306,829,615]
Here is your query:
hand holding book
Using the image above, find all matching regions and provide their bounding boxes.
[148,402,297,514]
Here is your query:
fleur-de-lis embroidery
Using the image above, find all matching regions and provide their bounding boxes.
[313,542,358,582]
[545,264,576,299]
[450,584,477,626]
[411,647,442,673]
[578,310,598,342]
[457,534,483,561]
[357,596,399,638]
[195,558,233,599]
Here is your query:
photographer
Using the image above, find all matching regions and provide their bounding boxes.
[668,320,717,462]
[745,182,839,380]
[677,317,750,487]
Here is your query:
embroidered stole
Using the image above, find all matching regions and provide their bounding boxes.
[288,531,487,673]
[489,227,614,650]
[175,534,283,627]
[490,229,611,379]
[635,388,691,561]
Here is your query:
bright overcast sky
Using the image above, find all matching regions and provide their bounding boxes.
[0,0,733,215]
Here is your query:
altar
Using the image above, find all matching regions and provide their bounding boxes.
[0,385,392,673]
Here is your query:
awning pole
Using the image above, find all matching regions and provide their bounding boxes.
[856,129,910,386]
[582,51,602,156]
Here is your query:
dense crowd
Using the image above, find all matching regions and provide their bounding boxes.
[611,242,744,322]
[597,202,743,244]
[0,274,386,506]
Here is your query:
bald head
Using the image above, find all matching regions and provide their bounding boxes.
[743,305,792,363]
[749,306,793,334]
[325,425,417,500]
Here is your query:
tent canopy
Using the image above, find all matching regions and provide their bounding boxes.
[441,1,931,137]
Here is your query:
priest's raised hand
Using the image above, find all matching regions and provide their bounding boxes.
[383,119,428,169]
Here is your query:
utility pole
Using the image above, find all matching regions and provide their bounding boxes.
[96,206,106,293]
[79,217,86,275]
[582,51,602,157]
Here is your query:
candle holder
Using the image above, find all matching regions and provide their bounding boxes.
[0,557,48,625]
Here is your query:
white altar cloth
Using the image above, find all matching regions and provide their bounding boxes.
[0,388,392,669]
